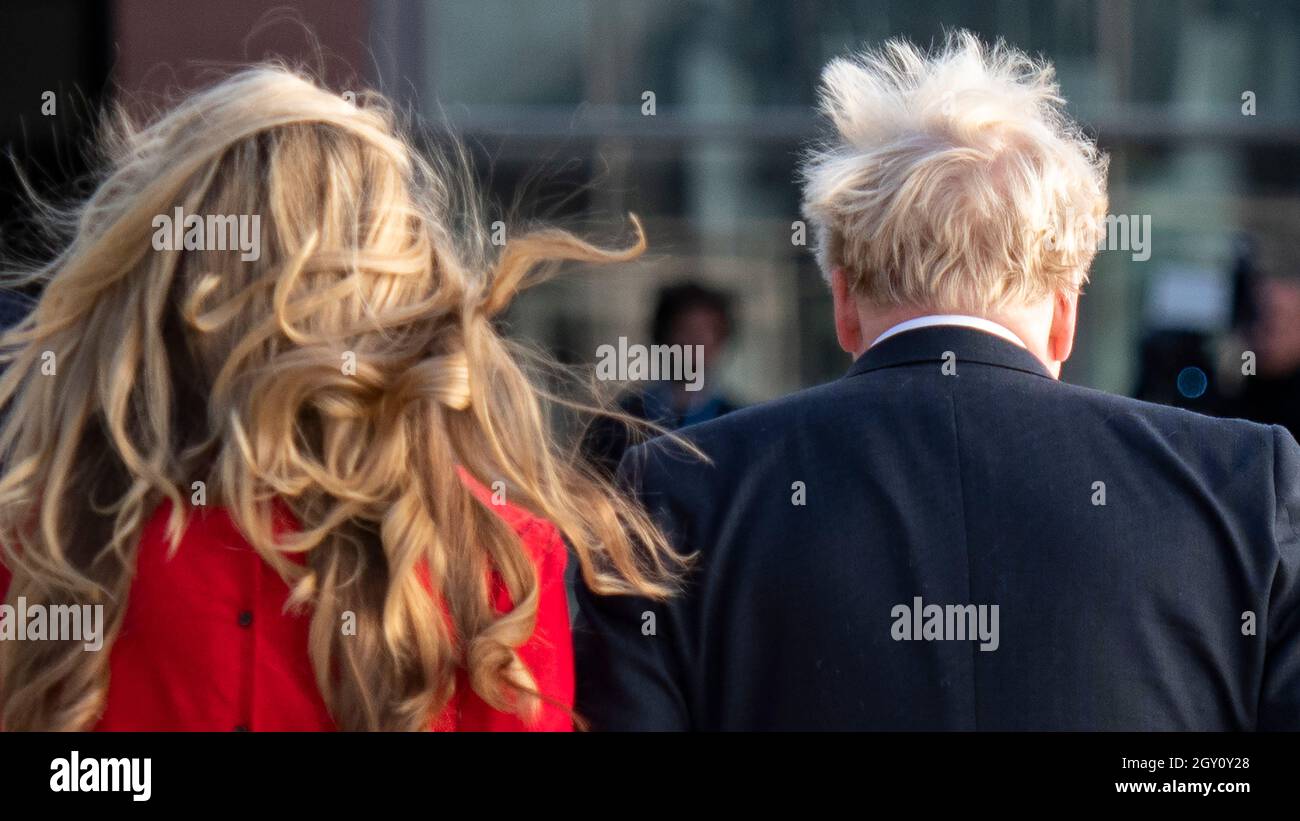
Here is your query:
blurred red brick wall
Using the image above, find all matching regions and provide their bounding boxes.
[111,0,371,105]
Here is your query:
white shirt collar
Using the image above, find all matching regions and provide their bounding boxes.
[869,314,1027,350]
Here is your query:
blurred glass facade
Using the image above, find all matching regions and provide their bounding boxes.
[370,0,1300,403]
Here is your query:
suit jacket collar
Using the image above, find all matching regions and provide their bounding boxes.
[845,325,1055,380]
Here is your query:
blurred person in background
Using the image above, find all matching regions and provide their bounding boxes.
[583,280,741,475]
[0,65,684,732]
[1223,231,1300,440]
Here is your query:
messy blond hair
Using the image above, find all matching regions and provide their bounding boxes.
[801,30,1109,312]
[0,65,682,731]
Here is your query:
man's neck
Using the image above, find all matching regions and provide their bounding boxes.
[870,315,1027,349]
[856,303,1056,373]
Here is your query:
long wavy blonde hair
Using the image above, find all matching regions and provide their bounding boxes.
[0,65,682,731]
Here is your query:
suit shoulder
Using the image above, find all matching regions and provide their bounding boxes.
[649,380,845,450]
[621,380,852,497]
[1053,380,1275,441]
[1027,381,1288,496]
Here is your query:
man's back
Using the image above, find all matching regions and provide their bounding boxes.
[574,326,1300,730]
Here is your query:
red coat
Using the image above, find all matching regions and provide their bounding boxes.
[0,495,575,731]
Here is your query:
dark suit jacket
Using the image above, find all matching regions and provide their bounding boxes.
[573,325,1300,730]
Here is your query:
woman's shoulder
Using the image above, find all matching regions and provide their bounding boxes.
[457,471,566,572]
[131,479,567,579]
[138,498,297,553]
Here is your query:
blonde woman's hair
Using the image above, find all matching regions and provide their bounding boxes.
[801,30,1110,312]
[0,65,683,731]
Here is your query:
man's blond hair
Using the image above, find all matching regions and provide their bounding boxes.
[801,30,1109,312]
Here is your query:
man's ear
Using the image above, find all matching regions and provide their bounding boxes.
[831,267,864,356]
[1048,288,1079,365]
